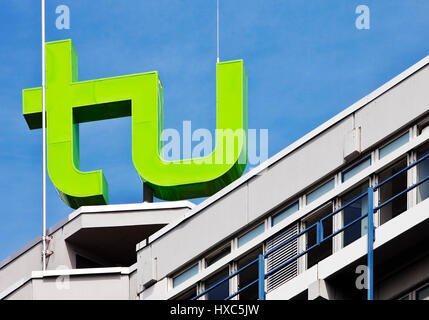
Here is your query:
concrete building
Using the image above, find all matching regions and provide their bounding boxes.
[1,54,429,300]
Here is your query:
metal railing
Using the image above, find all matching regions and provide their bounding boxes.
[191,152,429,301]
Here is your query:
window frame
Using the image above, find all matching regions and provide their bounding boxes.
[237,222,266,248]
[378,131,410,160]
[172,262,200,288]
[271,201,300,226]
[201,265,232,300]
[306,178,335,205]
[341,156,372,183]
[398,281,429,300]
[300,201,335,270]
[204,243,232,268]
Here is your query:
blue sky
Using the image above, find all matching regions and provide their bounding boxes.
[1,0,429,260]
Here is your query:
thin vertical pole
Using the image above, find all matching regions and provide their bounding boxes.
[258,254,265,300]
[367,187,374,300]
[216,0,220,63]
[41,0,47,271]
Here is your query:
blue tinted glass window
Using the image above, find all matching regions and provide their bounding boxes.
[306,179,335,205]
[238,223,265,247]
[342,182,369,247]
[272,202,299,226]
[205,268,229,300]
[342,157,371,182]
[173,264,199,287]
[379,133,409,159]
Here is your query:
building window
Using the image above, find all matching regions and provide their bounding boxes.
[342,157,371,182]
[236,247,262,300]
[206,245,231,267]
[302,202,334,269]
[238,223,265,248]
[204,267,230,300]
[271,201,299,226]
[417,143,429,203]
[175,287,198,300]
[399,282,429,300]
[173,263,199,288]
[341,181,369,248]
[379,132,409,159]
[416,284,429,300]
[306,179,335,205]
[378,158,408,226]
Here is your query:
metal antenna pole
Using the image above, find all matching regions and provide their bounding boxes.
[217,0,220,63]
[41,0,47,271]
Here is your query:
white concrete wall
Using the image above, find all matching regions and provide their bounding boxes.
[32,274,129,300]
[3,270,134,300]
[0,243,44,294]
[4,281,33,300]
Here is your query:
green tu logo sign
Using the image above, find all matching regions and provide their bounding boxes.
[23,40,248,209]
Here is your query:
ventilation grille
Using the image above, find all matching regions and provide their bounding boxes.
[266,223,299,292]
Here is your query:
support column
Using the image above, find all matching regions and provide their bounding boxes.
[143,183,153,203]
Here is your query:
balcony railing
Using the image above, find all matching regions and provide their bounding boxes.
[191,152,429,301]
